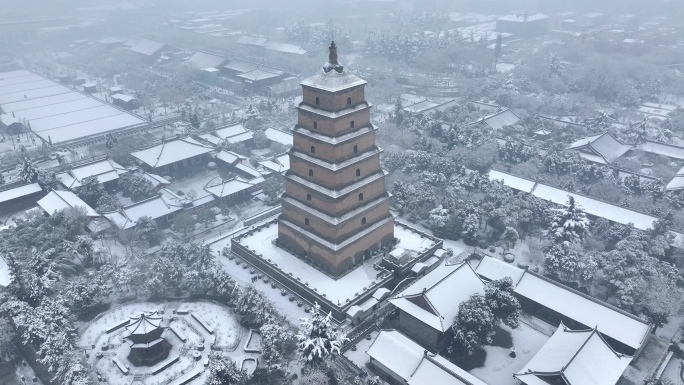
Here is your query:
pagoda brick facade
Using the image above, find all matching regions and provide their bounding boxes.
[278,42,395,276]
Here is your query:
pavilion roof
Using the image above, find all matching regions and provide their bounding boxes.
[126,312,163,335]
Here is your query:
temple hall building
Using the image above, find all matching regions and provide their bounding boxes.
[277,41,395,276]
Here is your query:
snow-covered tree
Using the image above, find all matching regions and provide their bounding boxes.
[296,302,348,366]
[105,133,118,149]
[263,174,285,202]
[629,118,649,145]
[499,140,536,164]
[584,110,615,131]
[209,357,245,385]
[63,235,95,267]
[135,216,163,246]
[196,207,216,228]
[260,320,296,364]
[393,97,404,127]
[118,172,154,201]
[461,213,480,242]
[501,74,518,92]
[37,169,59,189]
[62,271,109,315]
[235,285,273,327]
[429,205,450,231]
[544,243,597,284]
[19,158,39,183]
[549,53,565,76]
[501,226,519,252]
[173,211,196,236]
[75,176,107,208]
[548,196,589,244]
[484,277,521,328]
[450,294,495,354]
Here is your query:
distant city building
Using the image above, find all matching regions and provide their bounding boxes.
[496,13,550,37]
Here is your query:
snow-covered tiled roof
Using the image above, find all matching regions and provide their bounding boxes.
[474,255,526,283]
[235,35,268,46]
[264,41,306,55]
[215,150,245,165]
[112,94,136,102]
[297,102,371,119]
[213,123,250,140]
[224,131,253,144]
[667,175,684,191]
[0,114,20,126]
[366,331,424,380]
[638,140,684,160]
[532,184,656,231]
[198,133,222,146]
[127,312,163,335]
[234,163,262,179]
[264,127,293,146]
[295,125,374,145]
[0,183,43,204]
[491,170,658,232]
[282,195,388,225]
[515,323,631,385]
[223,59,282,74]
[37,190,99,217]
[140,172,170,188]
[131,137,214,168]
[367,330,487,385]
[56,159,131,189]
[285,171,386,199]
[481,109,520,130]
[390,262,485,333]
[291,147,381,171]
[567,133,632,164]
[409,354,487,385]
[489,170,536,193]
[183,51,225,69]
[103,194,184,229]
[300,69,366,93]
[204,176,264,198]
[258,153,290,173]
[0,70,145,144]
[514,271,650,350]
[237,68,283,82]
[128,39,165,56]
[466,100,501,111]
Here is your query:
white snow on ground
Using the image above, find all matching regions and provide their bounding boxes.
[469,323,550,385]
[230,222,436,306]
[210,234,307,323]
[344,330,379,369]
[394,218,468,258]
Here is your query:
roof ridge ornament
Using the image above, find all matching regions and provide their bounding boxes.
[323,41,344,74]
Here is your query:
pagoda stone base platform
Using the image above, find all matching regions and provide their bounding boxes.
[229,219,441,320]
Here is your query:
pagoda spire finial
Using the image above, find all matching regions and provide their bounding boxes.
[329,41,338,65]
[323,41,344,74]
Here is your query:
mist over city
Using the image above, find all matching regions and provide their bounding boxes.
[0,1,683,385]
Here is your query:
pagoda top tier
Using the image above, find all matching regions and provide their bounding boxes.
[301,41,366,93]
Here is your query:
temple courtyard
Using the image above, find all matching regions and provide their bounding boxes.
[79,301,261,385]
